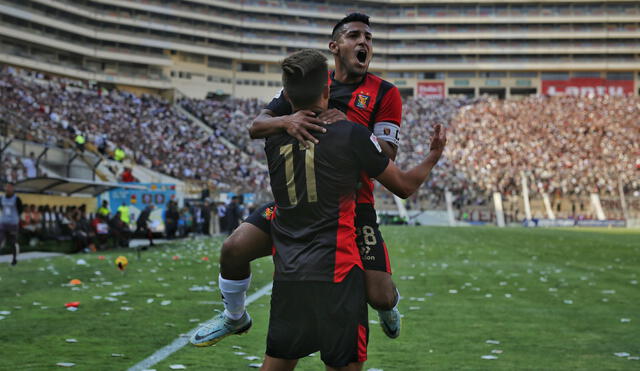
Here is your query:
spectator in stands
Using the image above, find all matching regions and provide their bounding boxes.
[74,132,86,152]
[21,152,37,178]
[120,167,138,183]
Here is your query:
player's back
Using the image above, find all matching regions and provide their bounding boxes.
[265,119,388,283]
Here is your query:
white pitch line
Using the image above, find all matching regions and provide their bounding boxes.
[128,282,273,371]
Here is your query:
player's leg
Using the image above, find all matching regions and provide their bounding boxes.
[262,279,317,371]
[318,268,368,371]
[355,205,401,338]
[190,202,274,346]
[146,226,154,246]
[364,269,397,310]
[7,227,19,266]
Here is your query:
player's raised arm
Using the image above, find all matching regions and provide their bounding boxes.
[376,124,446,199]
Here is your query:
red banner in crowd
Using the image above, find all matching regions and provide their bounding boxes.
[417,82,445,98]
[542,77,634,96]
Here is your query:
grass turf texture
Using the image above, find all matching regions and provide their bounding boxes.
[0,227,638,370]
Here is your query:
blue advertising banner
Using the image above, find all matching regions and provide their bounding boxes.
[97,183,176,232]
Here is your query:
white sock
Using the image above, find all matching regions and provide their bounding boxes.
[219,274,251,320]
[392,287,400,308]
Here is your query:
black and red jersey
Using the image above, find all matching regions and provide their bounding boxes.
[265,71,402,205]
[265,120,389,283]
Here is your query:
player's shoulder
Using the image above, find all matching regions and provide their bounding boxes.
[366,73,398,92]
[328,119,370,139]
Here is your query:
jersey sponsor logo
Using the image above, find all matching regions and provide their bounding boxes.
[355,93,370,110]
[369,134,382,153]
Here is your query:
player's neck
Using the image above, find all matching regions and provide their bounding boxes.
[333,66,366,85]
[293,106,324,116]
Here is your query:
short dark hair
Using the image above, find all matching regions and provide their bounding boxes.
[281,49,328,108]
[332,13,370,40]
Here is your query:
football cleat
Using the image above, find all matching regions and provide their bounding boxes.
[190,311,252,347]
[378,307,401,339]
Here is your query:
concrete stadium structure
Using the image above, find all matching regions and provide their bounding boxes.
[1,0,639,99]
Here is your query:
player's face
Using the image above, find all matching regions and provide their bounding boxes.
[331,22,373,78]
[5,184,13,197]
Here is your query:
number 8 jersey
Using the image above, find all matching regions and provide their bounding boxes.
[265,119,389,283]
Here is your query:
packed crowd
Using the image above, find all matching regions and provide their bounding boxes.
[446,95,640,198]
[1,153,39,183]
[178,97,266,160]
[3,65,638,206]
[393,96,482,208]
[0,66,268,192]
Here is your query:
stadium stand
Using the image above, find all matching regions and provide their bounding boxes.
[0,0,637,99]
[0,65,269,194]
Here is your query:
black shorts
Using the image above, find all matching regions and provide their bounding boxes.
[355,204,391,273]
[244,202,276,235]
[245,202,391,273]
[266,268,369,367]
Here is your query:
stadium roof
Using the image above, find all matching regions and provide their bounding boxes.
[14,177,147,196]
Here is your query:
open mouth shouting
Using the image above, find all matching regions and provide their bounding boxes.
[356,49,368,66]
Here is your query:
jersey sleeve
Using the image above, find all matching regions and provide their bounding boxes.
[373,85,402,126]
[264,89,292,116]
[350,124,390,178]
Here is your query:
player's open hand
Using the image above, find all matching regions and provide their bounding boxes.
[317,108,347,125]
[285,110,327,148]
[429,124,447,154]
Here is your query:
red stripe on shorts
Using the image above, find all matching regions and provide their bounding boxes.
[357,324,368,362]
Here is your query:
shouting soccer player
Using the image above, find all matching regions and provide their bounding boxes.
[191,13,408,347]
[259,49,445,371]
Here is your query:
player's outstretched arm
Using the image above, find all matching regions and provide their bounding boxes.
[249,109,326,147]
[376,124,447,199]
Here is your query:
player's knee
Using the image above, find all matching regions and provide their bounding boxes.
[220,235,242,264]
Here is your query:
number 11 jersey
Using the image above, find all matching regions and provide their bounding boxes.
[265,119,389,283]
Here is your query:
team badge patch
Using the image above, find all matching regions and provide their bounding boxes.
[262,206,276,221]
[383,127,391,135]
[355,93,370,109]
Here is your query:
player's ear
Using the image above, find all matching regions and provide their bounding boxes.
[328,40,338,56]
[322,84,329,100]
[282,89,291,104]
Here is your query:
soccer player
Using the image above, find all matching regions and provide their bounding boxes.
[258,49,445,371]
[0,183,23,266]
[192,13,406,346]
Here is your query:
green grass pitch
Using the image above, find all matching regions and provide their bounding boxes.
[1,227,638,370]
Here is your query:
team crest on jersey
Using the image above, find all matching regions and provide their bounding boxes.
[262,206,275,221]
[383,128,391,135]
[355,93,370,109]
